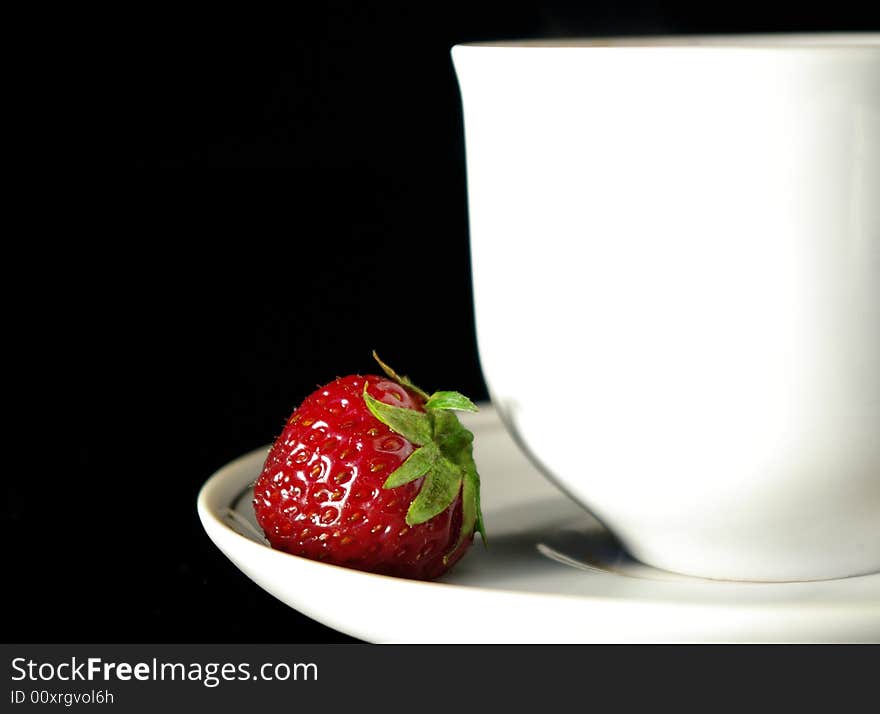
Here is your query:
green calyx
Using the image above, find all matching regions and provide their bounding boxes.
[363,352,487,563]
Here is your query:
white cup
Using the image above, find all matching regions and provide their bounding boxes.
[452,34,880,582]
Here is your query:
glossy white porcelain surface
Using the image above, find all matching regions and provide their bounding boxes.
[452,34,880,581]
[198,405,880,643]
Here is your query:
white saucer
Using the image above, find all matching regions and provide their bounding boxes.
[198,404,880,643]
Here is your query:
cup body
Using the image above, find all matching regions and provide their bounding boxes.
[453,35,880,581]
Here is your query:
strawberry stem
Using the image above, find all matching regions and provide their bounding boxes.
[372,351,430,401]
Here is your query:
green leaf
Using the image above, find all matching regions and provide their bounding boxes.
[432,409,474,463]
[383,443,438,489]
[470,464,487,545]
[405,457,462,525]
[444,465,480,563]
[372,351,429,400]
[363,385,433,446]
[425,390,479,413]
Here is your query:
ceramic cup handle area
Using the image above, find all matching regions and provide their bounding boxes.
[453,34,880,582]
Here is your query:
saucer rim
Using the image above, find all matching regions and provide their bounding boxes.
[197,405,880,643]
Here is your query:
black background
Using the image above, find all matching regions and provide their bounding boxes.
[7,2,879,644]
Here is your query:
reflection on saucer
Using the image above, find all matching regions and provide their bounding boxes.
[537,523,721,583]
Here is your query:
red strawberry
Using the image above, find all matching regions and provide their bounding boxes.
[252,353,486,580]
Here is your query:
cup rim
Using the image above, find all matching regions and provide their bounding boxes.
[452,32,880,50]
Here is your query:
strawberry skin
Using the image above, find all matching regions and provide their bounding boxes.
[252,359,485,580]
